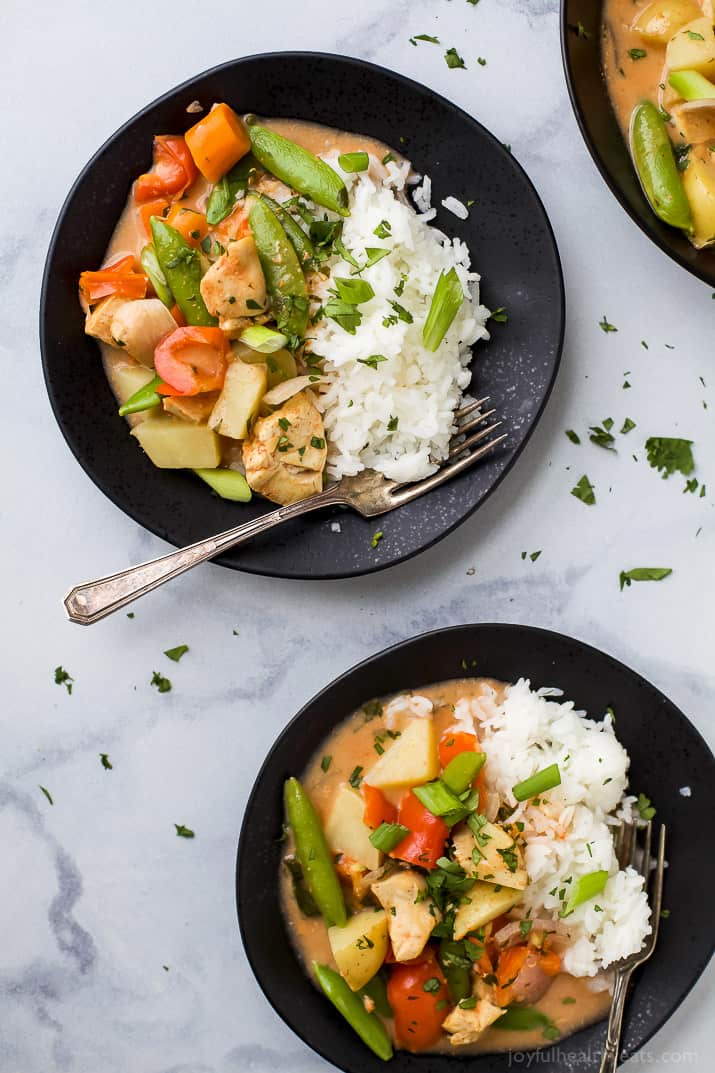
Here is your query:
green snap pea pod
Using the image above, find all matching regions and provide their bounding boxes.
[254,192,315,266]
[206,153,261,226]
[248,123,349,216]
[438,940,472,1004]
[313,963,393,1061]
[150,217,217,326]
[284,778,346,927]
[118,375,163,417]
[140,244,173,308]
[249,199,309,343]
[630,101,693,231]
[359,971,392,1019]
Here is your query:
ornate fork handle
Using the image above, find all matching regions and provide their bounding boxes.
[64,486,342,625]
[599,967,633,1073]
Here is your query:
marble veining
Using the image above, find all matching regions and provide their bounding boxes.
[1,0,712,1070]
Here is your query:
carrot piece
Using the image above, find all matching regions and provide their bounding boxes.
[185,103,251,184]
[363,785,397,829]
[139,198,170,236]
[135,135,198,203]
[154,326,228,396]
[438,731,479,768]
[164,204,209,249]
[387,950,449,1053]
[79,255,148,303]
[170,304,187,327]
[539,950,561,977]
[495,944,529,1007]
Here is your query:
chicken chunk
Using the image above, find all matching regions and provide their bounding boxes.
[84,295,130,346]
[442,998,505,1046]
[370,869,441,962]
[200,236,268,324]
[242,390,327,505]
[162,393,219,423]
[110,299,177,366]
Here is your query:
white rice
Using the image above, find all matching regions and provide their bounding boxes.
[452,679,652,978]
[441,195,470,220]
[309,154,491,483]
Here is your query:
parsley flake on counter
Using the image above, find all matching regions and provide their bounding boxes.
[530,550,542,562]
[410,33,440,45]
[571,475,596,505]
[126,612,135,619]
[645,437,694,478]
[174,824,195,839]
[39,786,54,805]
[636,792,656,820]
[99,753,113,770]
[599,315,618,333]
[477,57,487,66]
[619,567,672,591]
[164,645,189,663]
[623,380,631,389]
[620,417,636,434]
[445,47,466,69]
[565,429,581,445]
[683,478,698,494]
[371,530,384,548]
[589,422,616,451]
[54,666,74,694]
[151,670,172,693]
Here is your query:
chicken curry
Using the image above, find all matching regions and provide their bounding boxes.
[603,0,715,247]
[78,106,396,506]
[280,679,611,1059]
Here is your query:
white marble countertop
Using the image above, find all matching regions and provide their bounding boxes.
[2,0,712,1070]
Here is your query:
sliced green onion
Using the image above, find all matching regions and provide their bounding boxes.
[338,151,370,173]
[668,69,715,101]
[193,469,252,502]
[560,869,609,918]
[369,822,410,852]
[512,763,561,802]
[118,375,163,417]
[442,751,486,795]
[413,780,468,826]
[422,267,464,351]
[239,326,289,353]
[334,277,375,304]
[140,245,173,308]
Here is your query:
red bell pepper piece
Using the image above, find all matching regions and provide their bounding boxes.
[387,949,449,1052]
[154,326,228,396]
[389,790,448,871]
[79,255,148,303]
[363,785,397,829]
[135,135,198,203]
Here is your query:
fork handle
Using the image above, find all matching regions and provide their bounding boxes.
[64,486,341,625]
[599,967,633,1073]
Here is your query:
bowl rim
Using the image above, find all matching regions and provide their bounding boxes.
[560,0,715,288]
[39,50,565,580]
[236,621,715,1069]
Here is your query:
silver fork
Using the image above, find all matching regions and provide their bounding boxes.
[599,821,666,1073]
[64,398,506,625]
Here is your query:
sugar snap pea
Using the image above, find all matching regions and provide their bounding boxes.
[630,101,692,231]
[205,153,260,226]
[313,963,393,1061]
[249,199,309,344]
[438,940,472,1004]
[254,192,315,266]
[248,124,349,216]
[150,217,217,326]
[118,375,163,417]
[284,778,346,927]
[140,245,173,308]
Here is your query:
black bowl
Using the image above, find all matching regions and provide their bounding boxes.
[562,0,715,286]
[237,623,715,1073]
[41,52,564,579]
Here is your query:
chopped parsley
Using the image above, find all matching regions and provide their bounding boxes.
[445,47,466,69]
[599,315,618,333]
[389,300,413,324]
[361,247,390,271]
[565,429,581,444]
[373,219,392,239]
[637,792,656,821]
[99,753,113,770]
[321,755,332,773]
[39,786,54,805]
[164,645,189,662]
[571,474,596,505]
[619,567,672,591]
[348,766,364,789]
[423,977,441,992]
[489,306,508,323]
[589,422,616,451]
[382,152,395,165]
[311,436,326,449]
[645,437,695,479]
[628,47,647,59]
[568,21,591,39]
[387,415,399,432]
[278,417,291,432]
[371,530,384,549]
[357,354,388,370]
[174,824,195,838]
[620,417,636,434]
[410,33,440,45]
[356,934,374,950]
[150,670,172,693]
[54,666,74,694]
[325,297,362,334]
[530,550,542,562]
[477,56,487,66]
[519,919,533,939]
[363,699,383,721]
[686,30,705,40]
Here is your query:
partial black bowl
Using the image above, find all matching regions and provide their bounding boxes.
[562,0,715,286]
[41,52,563,579]
[237,623,715,1073]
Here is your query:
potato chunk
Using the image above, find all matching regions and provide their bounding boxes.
[452,820,528,890]
[453,881,522,940]
[633,0,702,44]
[131,415,221,468]
[328,909,388,992]
[200,236,268,323]
[209,360,267,440]
[109,298,177,367]
[371,870,440,961]
[666,17,715,77]
[682,145,715,245]
[364,719,438,790]
[325,785,381,871]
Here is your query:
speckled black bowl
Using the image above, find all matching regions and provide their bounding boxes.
[237,623,715,1073]
[562,0,715,287]
[41,53,564,579]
